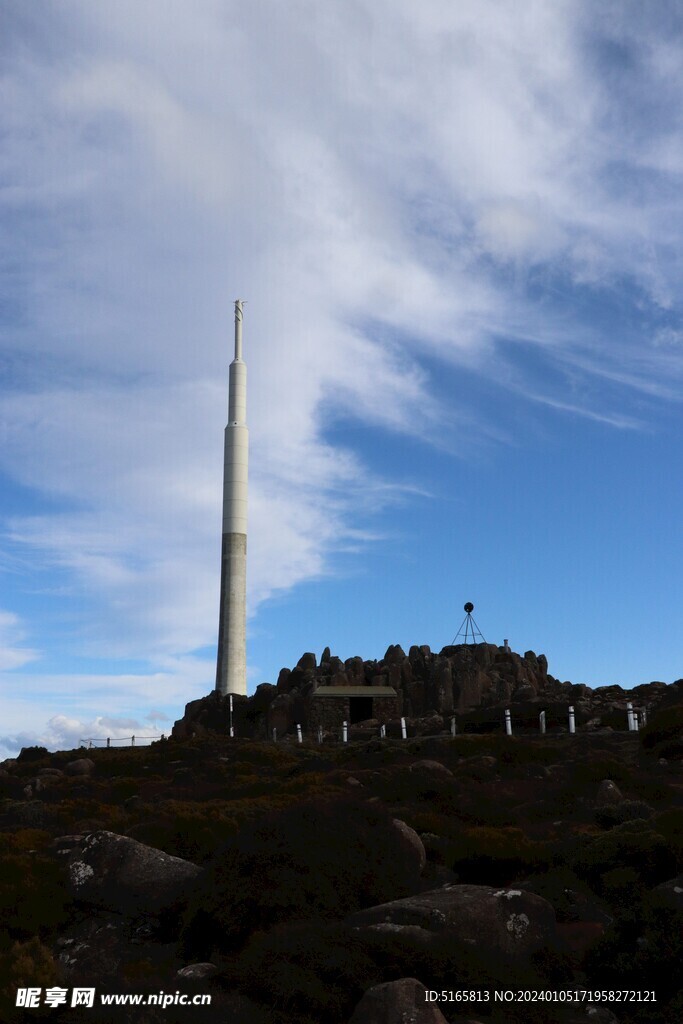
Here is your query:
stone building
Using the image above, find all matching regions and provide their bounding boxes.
[308,685,400,732]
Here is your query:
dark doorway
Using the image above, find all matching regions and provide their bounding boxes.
[349,696,373,724]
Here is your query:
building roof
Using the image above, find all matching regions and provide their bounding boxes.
[312,686,398,698]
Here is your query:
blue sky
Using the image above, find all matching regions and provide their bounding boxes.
[2,1,683,755]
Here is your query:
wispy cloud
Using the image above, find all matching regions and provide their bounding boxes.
[0,611,39,670]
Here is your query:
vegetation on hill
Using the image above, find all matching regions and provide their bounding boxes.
[0,713,681,1023]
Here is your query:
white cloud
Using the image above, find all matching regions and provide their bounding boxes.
[0,656,212,757]
[0,714,164,757]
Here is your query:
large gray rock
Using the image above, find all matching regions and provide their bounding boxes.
[596,779,624,806]
[648,874,683,912]
[409,759,453,778]
[65,758,95,777]
[54,914,126,981]
[347,884,557,964]
[67,830,201,913]
[176,962,219,980]
[348,978,449,1024]
[392,819,426,874]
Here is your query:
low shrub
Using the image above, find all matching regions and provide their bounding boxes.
[0,833,70,945]
[451,826,551,883]
[571,820,675,897]
[182,797,424,957]
[640,703,683,760]
[0,938,58,1023]
[652,808,683,870]
[228,921,378,1024]
[585,908,683,1022]
[570,758,634,790]
[594,800,655,829]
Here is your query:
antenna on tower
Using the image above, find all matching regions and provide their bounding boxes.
[452,602,486,644]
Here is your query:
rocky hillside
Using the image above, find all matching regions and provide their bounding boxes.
[0,706,682,1024]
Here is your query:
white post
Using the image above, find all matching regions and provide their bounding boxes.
[342,720,348,743]
[229,694,234,737]
[272,727,277,742]
[317,724,323,744]
[539,710,546,735]
[504,709,512,736]
[296,723,303,744]
[450,716,456,737]
[400,717,407,740]
[568,705,576,734]
[380,724,386,738]
[626,702,634,731]
[633,710,639,731]
[504,638,510,652]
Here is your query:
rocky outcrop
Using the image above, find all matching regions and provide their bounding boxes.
[347,884,558,964]
[63,831,201,914]
[172,644,681,740]
[348,977,449,1023]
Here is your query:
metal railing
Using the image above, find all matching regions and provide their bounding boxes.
[78,735,165,749]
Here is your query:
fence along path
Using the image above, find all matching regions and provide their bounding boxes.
[79,702,646,748]
[78,735,165,749]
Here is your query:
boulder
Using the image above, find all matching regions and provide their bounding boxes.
[176,962,219,980]
[33,775,58,794]
[67,830,201,914]
[276,667,292,692]
[347,884,557,964]
[595,779,624,806]
[648,874,683,912]
[392,819,427,874]
[348,978,449,1023]
[384,644,407,665]
[54,913,126,981]
[409,759,453,778]
[65,758,95,777]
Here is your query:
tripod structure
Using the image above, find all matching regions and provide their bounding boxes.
[452,602,486,644]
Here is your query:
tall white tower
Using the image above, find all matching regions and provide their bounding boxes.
[215,300,248,695]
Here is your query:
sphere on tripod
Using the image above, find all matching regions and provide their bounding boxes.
[464,602,474,613]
